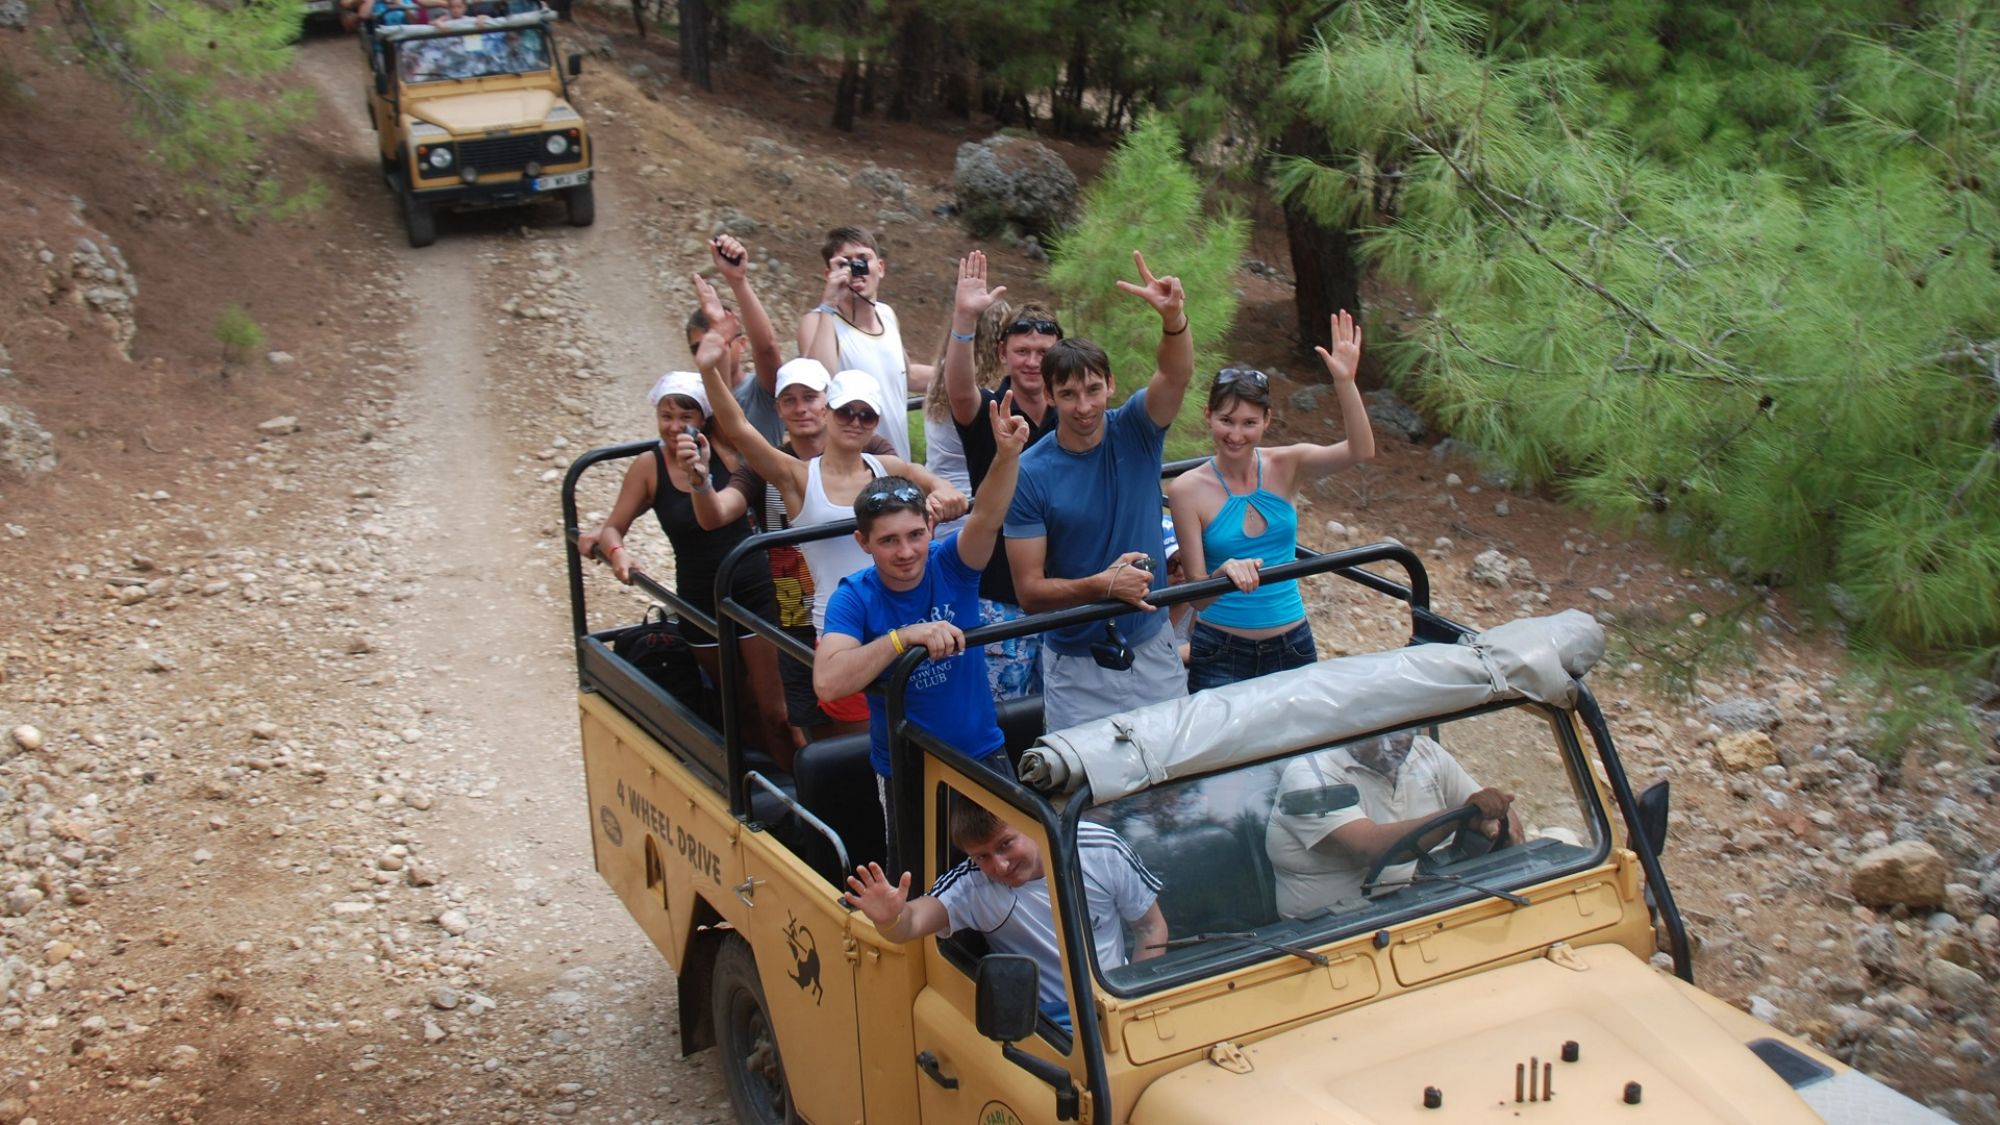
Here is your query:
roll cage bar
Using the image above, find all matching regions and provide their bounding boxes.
[559,439,1694,1017]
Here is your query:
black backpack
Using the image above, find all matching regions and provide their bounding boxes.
[611,608,719,727]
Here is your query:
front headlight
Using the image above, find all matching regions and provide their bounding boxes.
[545,134,570,157]
[425,146,454,171]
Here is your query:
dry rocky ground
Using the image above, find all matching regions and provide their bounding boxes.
[0,6,1997,1122]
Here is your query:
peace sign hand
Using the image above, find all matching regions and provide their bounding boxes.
[989,389,1030,457]
[1113,250,1186,324]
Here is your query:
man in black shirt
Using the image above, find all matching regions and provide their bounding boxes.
[939,251,1063,698]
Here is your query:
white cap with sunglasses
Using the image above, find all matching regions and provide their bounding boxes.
[827,369,887,419]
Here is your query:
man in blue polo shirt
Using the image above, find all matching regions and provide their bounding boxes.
[1004,251,1196,733]
[816,395,1033,811]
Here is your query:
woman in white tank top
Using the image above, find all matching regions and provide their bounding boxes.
[690,344,965,632]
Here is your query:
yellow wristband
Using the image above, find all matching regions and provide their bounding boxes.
[889,628,906,655]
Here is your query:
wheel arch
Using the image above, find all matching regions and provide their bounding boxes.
[676,894,729,1056]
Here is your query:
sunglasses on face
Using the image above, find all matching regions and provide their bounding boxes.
[857,480,925,514]
[1215,367,1271,390]
[1003,319,1064,340]
[833,406,880,425]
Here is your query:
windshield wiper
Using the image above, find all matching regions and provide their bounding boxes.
[1369,869,1531,906]
[1155,931,1329,966]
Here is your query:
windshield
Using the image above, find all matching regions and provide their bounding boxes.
[399,28,550,83]
[1081,702,1608,992]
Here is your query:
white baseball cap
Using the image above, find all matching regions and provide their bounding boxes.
[647,371,710,417]
[774,357,831,396]
[826,370,887,418]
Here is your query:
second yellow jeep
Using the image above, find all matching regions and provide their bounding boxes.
[362,5,593,247]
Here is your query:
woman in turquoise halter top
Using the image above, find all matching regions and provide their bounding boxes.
[1166,310,1378,691]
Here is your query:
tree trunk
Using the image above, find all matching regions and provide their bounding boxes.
[832,49,860,131]
[1276,124,1363,364]
[678,0,711,91]
[887,13,931,122]
[860,57,877,117]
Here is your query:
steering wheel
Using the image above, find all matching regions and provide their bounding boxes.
[1360,803,1509,895]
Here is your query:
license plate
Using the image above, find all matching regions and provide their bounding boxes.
[304,0,334,11]
[533,171,590,191]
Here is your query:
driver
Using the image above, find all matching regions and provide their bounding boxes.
[1265,728,1518,918]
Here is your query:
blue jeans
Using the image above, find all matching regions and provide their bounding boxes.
[1187,619,1316,692]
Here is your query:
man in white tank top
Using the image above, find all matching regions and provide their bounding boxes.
[797,225,931,463]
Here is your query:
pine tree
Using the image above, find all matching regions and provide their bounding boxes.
[53,0,322,217]
[1045,113,1248,458]
[1279,0,2000,653]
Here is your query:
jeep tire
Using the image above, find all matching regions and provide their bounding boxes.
[712,936,796,1125]
[400,182,437,249]
[565,184,595,228]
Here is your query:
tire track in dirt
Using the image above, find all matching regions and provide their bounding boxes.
[293,35,727,1120]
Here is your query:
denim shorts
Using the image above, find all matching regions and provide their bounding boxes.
[1187,619,1316,692]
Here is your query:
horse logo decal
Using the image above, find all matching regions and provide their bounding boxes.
[784,913,823,1004]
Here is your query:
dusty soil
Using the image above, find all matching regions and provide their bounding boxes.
[0,5,1996,1123]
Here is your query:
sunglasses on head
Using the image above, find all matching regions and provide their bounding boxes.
[1003,319,1064,340]
[857,480,925,514]
[833,405,880,425]
[1215,367,1271,390]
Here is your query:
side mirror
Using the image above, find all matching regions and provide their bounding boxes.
[1635,780,1670,857]
[974,954,1080,1121]
[974,955,1040,1042]
[375,72,388,96]
[567,53,583,77]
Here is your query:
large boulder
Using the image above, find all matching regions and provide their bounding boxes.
[953,136,1079,238]
[1850,840,1949,909]
[0,405,56,475]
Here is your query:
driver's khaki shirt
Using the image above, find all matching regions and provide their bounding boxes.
[1265,736,1482,918]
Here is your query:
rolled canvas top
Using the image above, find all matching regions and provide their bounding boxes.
[1017,610,1605,802]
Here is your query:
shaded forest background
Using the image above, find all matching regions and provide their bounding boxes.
[666,0,2000,670]
[32,0,2000,678]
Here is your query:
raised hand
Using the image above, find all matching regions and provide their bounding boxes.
[709,235,749,284]
[690,271,729,328]
[1315,309,1363,385]
[842,863,912,930]
[1113,250,1186,325]
[694,320,743,374]
[954,251,1008,321]
[989,390,1030,456]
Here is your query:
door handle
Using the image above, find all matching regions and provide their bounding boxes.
[733,876,761,907]
[916,1050,959,1090]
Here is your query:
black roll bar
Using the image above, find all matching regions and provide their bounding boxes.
[566,439,1438,822]
[1575,689,1695,983]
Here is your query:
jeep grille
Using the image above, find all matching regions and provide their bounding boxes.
[457,132,551,172]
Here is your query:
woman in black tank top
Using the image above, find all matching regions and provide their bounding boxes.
[576,373,793,768]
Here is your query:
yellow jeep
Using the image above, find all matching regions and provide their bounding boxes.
[563,442,1949,1124]
[361,5,592,246]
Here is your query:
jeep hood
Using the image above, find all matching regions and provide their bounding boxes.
[1127,943,1944,1124]
[410,89,560,134]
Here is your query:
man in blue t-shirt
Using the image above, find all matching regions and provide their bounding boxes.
[1004,251,1196,733]
[817,395,1033,802]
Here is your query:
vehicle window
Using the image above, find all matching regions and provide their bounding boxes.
[1083,704,1607,992]
[399,29,550,83]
